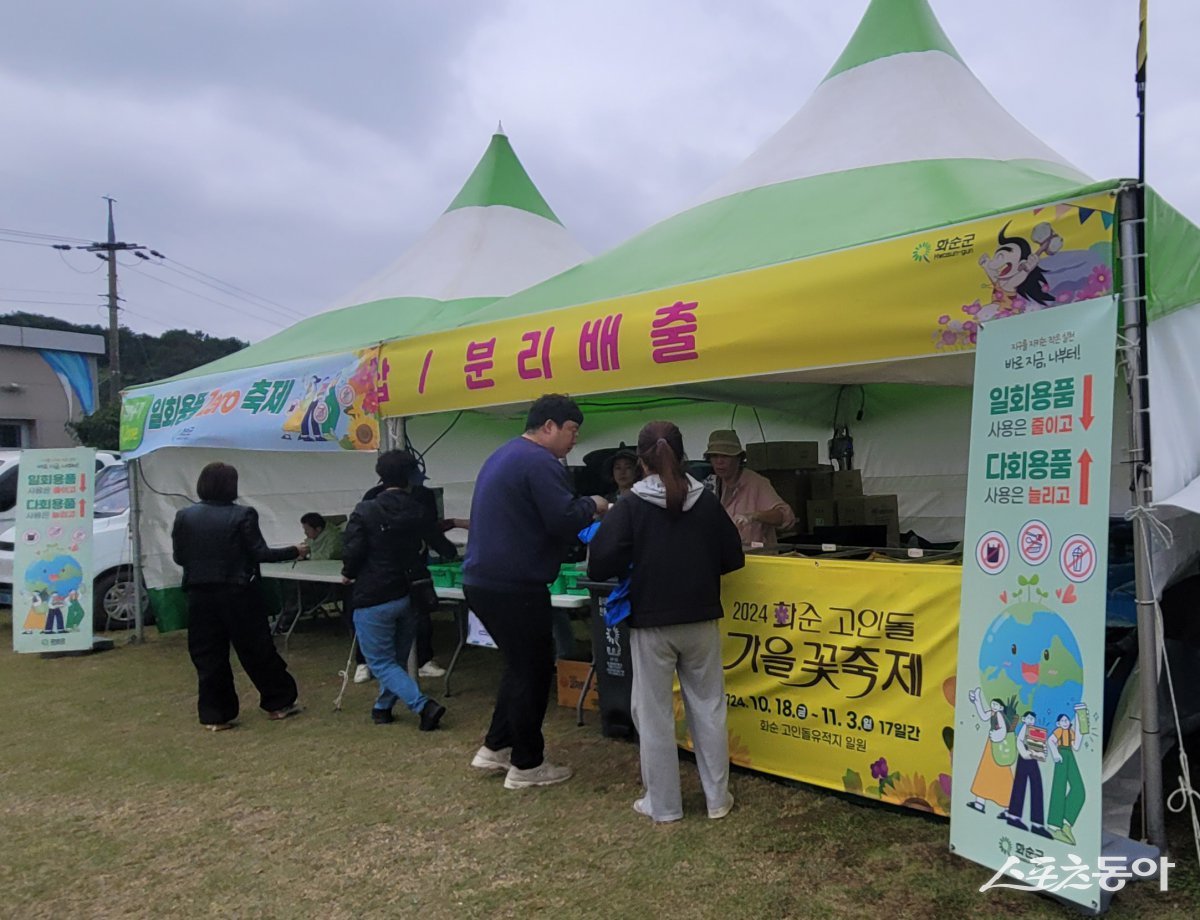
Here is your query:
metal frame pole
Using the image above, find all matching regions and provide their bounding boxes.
[128,456,146,645]
[1117,184,1166,849]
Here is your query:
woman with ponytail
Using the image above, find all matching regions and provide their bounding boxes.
[588,421,745,823]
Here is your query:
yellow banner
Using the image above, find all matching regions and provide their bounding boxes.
[680,555,962,815]
[380,193,1115,416]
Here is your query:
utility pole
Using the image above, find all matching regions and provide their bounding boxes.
[54,198,145,403]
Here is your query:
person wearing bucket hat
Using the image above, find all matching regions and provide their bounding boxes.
[703,429,796,546]
[604,446,641,502]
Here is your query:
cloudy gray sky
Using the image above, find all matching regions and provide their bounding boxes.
[2,1,1196,344]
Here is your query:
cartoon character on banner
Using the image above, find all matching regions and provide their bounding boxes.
[66,588,87,631]
[281,351,379,448]
[934,214,1113,349]
[23,554,84,634]
[22,590,49,634]
[963,575,1092,842]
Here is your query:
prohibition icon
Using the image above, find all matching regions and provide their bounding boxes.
[975,531,1009,575]
[1059,534,1097,583]
[1018,520,1052,566]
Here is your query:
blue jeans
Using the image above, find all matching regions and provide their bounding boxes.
[353,597,428,714]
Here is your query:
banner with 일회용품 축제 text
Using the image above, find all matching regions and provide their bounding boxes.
[119,348,382,458]
[12,448,95,654]
[677,555,960,815]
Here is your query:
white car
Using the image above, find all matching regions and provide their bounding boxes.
[0,460,151,631]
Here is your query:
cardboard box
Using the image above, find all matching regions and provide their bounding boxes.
[765,471,800,512]
[806,470,834,500]
[745,441,771,469]
[805,499,837,531]
[745,441,820,471]
[768,441,820,469]
[862,494,901,546]
[556,659,599,711]
[836,496,868,526]
[832,469,863,498]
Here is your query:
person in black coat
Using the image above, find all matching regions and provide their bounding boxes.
[588,421,744,823]
[171,461,309,730]
[341,450,447,731]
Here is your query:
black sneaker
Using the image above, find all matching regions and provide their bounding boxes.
[419,699,446,732]
[371,706,394,725]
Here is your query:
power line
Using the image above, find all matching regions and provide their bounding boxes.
[127,263,289,330]
[0,297,103,306]
[156,255,304,318]
[0,226,93,245]
[57,250,104,274]
[0,236,59,248]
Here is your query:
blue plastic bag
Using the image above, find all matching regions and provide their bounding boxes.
[577,521,632,627]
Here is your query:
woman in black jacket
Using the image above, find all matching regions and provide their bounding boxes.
[588,421,744,823]
[171,461,309,731]
[340,450,447,731]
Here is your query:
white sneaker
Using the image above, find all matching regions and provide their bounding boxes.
[503,761,573,789]
[633,797,681,824]
[708,793,735,820]
[470,745,512,773]
[418,660,447,678]
[353,664,371,684]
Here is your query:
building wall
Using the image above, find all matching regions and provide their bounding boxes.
[0,347,92,448]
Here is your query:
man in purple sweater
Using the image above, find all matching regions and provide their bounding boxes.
[464,394,609,789]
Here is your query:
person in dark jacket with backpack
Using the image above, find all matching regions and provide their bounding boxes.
[171,461,309,731]
[589,421,744,823]
[341,450,447,731]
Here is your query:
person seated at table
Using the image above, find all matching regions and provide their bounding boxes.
[300,512,343,560]
[342,449,448,731]
[605,447,641,503]
[703,429,795,545]
[276,512,346,630]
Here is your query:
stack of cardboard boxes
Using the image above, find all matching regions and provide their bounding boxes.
[745,441,901,546]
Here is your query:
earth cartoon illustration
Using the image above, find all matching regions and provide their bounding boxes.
[978,600,1083,728]
[24,554,85,597]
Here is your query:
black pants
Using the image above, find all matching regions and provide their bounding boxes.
[465,585,554,770]
[186,584,298,724]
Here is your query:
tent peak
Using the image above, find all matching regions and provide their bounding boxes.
[822,0,963,83]
[444,131,561,224]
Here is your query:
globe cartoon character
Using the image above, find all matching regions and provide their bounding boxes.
[978,602,1083,729]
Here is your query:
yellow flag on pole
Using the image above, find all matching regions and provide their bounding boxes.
[1137,0,1148,82]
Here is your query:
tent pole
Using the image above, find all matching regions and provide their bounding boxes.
[128,456,146,645]
[1117,185,1165,850]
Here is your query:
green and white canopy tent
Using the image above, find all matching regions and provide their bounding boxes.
[386,0,1198,553]
[125,128,589,617]
[362,0,1199,843]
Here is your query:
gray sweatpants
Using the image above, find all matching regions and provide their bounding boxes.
[630,619,729,821]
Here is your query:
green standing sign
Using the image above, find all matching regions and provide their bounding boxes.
[11,448,97,654]
[950,296,1116,911]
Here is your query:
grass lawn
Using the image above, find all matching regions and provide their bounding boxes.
[1,607,1196,919]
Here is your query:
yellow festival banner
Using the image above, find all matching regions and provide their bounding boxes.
[682,555,962,815]
[379,192,1115,416]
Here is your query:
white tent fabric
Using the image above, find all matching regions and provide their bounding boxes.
[698,49,1087,206]
[332,204,589,309]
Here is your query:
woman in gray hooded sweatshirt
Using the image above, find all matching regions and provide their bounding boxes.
[588,420,745,823]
